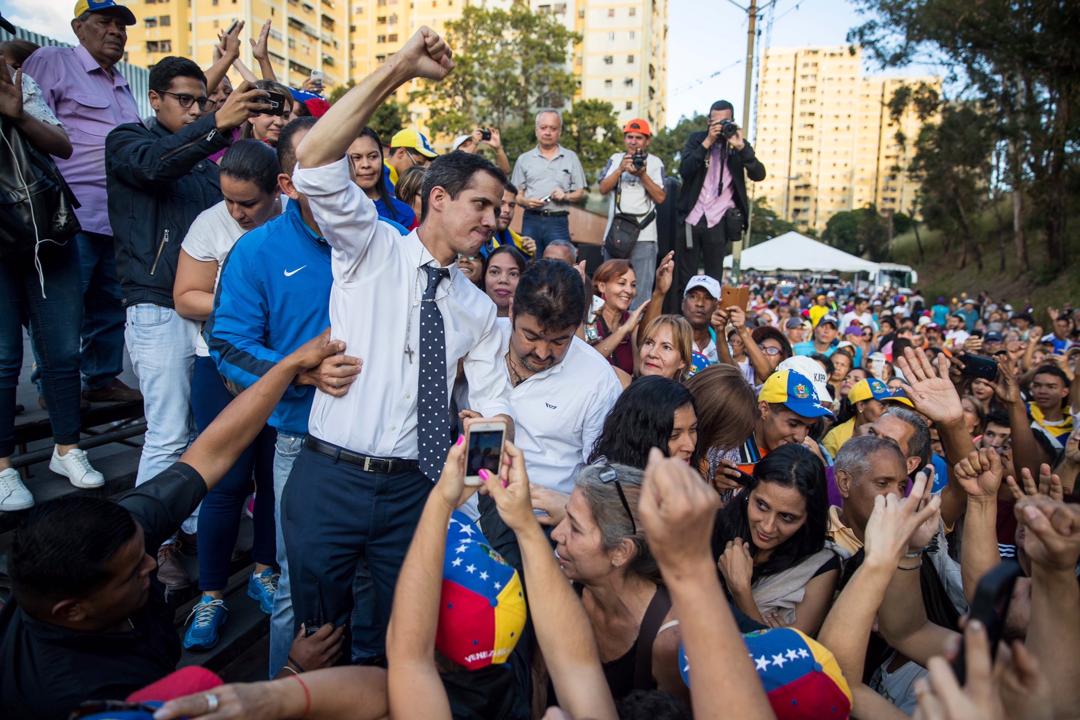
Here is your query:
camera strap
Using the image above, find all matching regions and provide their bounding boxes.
[613,165,656,229]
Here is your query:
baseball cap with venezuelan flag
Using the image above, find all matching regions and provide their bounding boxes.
[679,627,852,720]
[759,369,834,420]
[74,0,136,24]
[436,512,526,670]
[390,128,438,159]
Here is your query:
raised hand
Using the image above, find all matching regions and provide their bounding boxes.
[433,434,479,510]
[250,19,271,61]
[621,299,651,333]
[1014,496,1080,572]
[638,447,720,577]
[952,448,1004,500]
[718,538,754,594]
[653,251,674,296]
[1005,463,1064,503]
[862,470,942,568]
[994,641,1054,720]
[483,441,537,533]
[726,305,747,329]
[992,357,1020,405]
[895,346,964,425]
[529,484,568,526]
[398,26,454,81]
[914,622,1007,720]
[0,67,24,120]
[1065,427,1080,464]
[214,80,271,131]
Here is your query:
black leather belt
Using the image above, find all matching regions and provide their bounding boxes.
[305,436,419,474]
[524,209,569,217]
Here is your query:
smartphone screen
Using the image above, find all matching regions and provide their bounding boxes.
[466,429,504,478]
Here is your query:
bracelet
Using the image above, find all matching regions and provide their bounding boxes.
[287,654,307,673]
[280,664,298,676]
[903,549,923,559]
[289,673,311,718]
[898,562,923,571]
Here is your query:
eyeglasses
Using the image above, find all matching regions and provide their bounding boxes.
[593,457,637,535]
[161,91,210,110]
[762,346,782,356]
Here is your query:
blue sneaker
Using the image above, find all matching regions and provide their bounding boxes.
[182,595,228,650]
[247,568,279,615]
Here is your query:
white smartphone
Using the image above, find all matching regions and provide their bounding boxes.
[310,69,324,82]
[464,419,507,486]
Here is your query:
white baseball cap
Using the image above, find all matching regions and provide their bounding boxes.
[451,134,472,151]
[684,274,721,299]
[777,355,833,403]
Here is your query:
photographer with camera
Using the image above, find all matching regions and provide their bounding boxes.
[598,118,667,309]
[676,100,765,290]
[451,126,510,174]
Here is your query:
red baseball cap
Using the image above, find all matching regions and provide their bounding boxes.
[622,118,652,136]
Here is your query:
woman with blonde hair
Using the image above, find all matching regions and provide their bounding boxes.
[638,315,693,381]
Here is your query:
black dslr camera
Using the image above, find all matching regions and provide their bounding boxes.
[480,128,492,141]
[631,151,647,169]
[716,119,738,140]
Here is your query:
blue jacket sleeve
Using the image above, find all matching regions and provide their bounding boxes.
[205,241,308,400]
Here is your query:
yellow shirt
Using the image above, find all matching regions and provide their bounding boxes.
[822,417,855,458]
[828,506,862,556]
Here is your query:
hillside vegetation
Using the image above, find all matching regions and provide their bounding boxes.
[888,195,1079,317]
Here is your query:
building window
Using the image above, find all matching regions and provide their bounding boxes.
[608,32,615,41]
[159,14,170,26]
[624,78,633,87]
[603,55,613,64]
[144,17,157,27]
[377,34,386,42]
[629,30,635,39]
[377,15,386,22]
[607,8,614,16]
[625,101,632,110]
[627,54,634,64]
[604,79,612,88]
[629,6,636,15]
[388,33,397,41]
[578,8,584,17]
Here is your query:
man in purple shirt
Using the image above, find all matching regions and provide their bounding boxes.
[22,0,143,404]
[674,99,766,290]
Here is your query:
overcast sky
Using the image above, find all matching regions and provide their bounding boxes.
[1,0,940,130]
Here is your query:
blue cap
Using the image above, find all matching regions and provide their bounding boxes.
[74,0,137,24]
[759,370,834,419]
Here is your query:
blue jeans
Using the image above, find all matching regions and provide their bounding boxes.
[521,212,570,256]
[269,431,304,677]
[125,304,196,466]
[77,232,126,390]
[192,356,276,590]
[0,241,83,458]
[283,443,432,663]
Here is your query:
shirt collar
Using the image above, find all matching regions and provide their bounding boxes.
[535,144,565,159]
[407,231,455,301]
[285,199,326,245]
[75,44,128,87]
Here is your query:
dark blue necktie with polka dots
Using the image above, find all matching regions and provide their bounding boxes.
[417,265,451,481]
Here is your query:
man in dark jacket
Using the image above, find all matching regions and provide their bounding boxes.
[105,56,265,583]
[675,99,766,290]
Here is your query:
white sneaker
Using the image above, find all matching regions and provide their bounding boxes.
[0,468,34,511]
[49,447,105,489]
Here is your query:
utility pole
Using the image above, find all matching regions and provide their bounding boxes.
[731,0,758,282]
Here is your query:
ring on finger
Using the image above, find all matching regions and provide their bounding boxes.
[205,693,220,712]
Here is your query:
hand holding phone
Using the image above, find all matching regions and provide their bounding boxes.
[960,353,999,381]
[465,419,507,486]
[950,560,1023,684]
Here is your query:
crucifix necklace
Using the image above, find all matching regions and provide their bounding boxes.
[403,271,420,364]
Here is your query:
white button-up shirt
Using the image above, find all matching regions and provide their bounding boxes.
[293,158,513,459]
[493,319,622,494]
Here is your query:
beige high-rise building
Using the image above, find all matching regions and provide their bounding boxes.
[122,0,667,133]
[754,45,939,232]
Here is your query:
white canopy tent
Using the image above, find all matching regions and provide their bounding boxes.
[723,231,880,274]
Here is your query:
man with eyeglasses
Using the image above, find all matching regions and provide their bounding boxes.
[22,0,145,407]
[105,55,268,585]
[384,127,437,188]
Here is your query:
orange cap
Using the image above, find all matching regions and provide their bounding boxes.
[622,118,652,136]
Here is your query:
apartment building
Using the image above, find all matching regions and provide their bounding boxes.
[754,45,940,232]
[123,0,667,130]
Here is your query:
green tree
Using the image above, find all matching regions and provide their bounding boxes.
[650,113,708,177]
[748,196,797,246]
[822,205,891,261]
[327,80,353,105]
[561,99,623,182]
[849,0,1079,272]
[409,3,580,138]
[369,98,409,144]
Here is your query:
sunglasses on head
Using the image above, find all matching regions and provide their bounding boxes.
[593,457,636,535]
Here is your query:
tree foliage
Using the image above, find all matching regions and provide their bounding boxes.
[650,113,708,177]
[368,98,410,144]
[561,99,624,182]
[749,196,797,246]
[849,0,1080,272]
[822,205,892,261]
[409,3,580,137]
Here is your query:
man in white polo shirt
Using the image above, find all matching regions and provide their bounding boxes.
[500,260,621,494]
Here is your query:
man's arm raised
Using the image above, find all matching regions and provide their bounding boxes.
[296,27,452,170]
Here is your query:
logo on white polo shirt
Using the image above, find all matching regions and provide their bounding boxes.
[545,402,557,409]
[283,265,307,277]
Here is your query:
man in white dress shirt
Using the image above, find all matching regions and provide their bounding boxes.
[283,27,514,663]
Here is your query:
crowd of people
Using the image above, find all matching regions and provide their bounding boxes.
[0,5,1078,720]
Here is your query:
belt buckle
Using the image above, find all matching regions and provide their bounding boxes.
[363,456,373,472]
